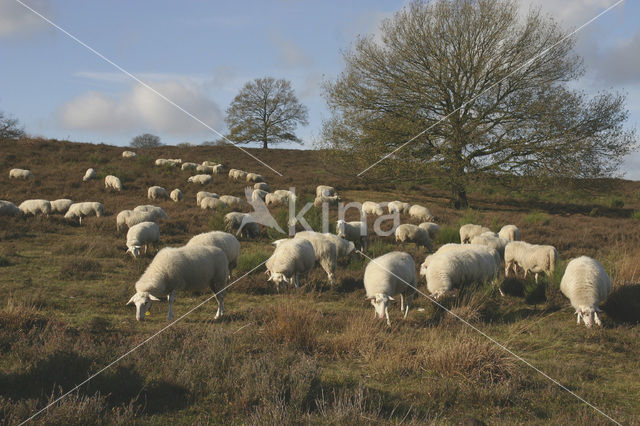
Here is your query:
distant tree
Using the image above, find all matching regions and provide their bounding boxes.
[225,77,309,149]
[130,133,162,149]
[0,111,25,140]
[323,0,637,208]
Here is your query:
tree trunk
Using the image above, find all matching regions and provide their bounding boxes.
[453,186,469,209]
[262,139,268,149]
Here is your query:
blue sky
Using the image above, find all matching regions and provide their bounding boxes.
[1,0,639,178]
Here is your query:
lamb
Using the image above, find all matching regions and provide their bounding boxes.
[394,224,434,251]
[252,189,268,202]
[201,197,227,211]
[498,224,520,241]
[254,182,270,192]
[105,175,122,191]
[19,199,51,216]
[196,191,219,206]
[83,168,96,181]
[504,241,558,283]
[418,222,440,240]
[127,245,229,321]
[408,204,435,222]
[50,199,74,214]
[265,190,296,207]
[64,202,104,224]
[219,195,247,211]
[364,251,417,325]
[122,151,136,158]
[148,186,170,201]
[470,232,510,260]
[187,174,213,185]
[181,162,198,171]
[388,201,411,215]
[336,220,368,252]
[560,256,612,328]
[170,189,183,202]
[224,212,259,238]
[186,231,241,276]
[246,172,264,183]
[126,221,160,258]
[362,201,384,216]
[459,223,492,244]
[0,200,21,216]
[293,231,338,284]
[316,185,336,198]
[265,238,315,290]
[321,233,355,259]
[9,168,33,180]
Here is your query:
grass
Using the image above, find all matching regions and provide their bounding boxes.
[525,211,551,225]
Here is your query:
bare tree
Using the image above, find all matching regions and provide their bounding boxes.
[130,133,162,149]
[0,111,25,140]
[226,77,309,149]
[322,0,636,208]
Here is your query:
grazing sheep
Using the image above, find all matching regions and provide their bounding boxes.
[321,233,355,259]
[83,168,97,181]
[418,222,440,240]
[19,199,51,216]
[116,209,161,232]
[316,185,336,198]
[181,162,198,171]
[187,174,213,185]
[224,212,259,238]
[219,195,247,211]
[167,158,182,165]
[210,164,224,174]
[127,245,229,321]
[9,168,33,180]
[251,189,268,202]
[228,169,248,182]
[504,241,558,283]
[314,195,340,208]
[470,232,509,260]
[265,238,315,290]
[294,231,338,284]
[64,202,104,224]
[187,231,240,276]
[50,199,74,214]
[246,172,264,183]
[498,224,520,241]
[201,197,227,211]
[362,201,384,216]
[126,221,160,258]
[336,220,369,252]
[196,164,214,174]
[105,175,122,191]
[364,251,417,325]
[560,256,612,328]
[133,205,169,221]
[196,191,219,206]
[122,151,136,158]
[265,190,296,207]
[395,224,434,251]
[459,223,492,244]
[202,160,217,167]
[254,182,270,192]
[148,186,170,201]
[408,204,435,222]
[155,159,170,167]
[0,200,21,216]
[388,201,411,215]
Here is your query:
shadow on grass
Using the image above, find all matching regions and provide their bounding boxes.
[603,283,640,324]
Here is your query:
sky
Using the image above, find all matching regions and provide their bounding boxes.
[1,0,639,179]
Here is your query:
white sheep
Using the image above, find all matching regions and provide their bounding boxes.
[167,158,182,166]
[314,195,340,208]
[388,201,411,215]
[64,202,104,224]
[117,209,159,232]
[155,158,170,166]
[470,232,509,260]
[316,185,336,198]
[188,174,213,185]
[148,186,170,201]
[418,222,440,240]
[126,221,160,258]
[83,168,96,181]
[408,204,435,222]
[498,224,520,241]
[219,195,247,211]
[459,223,492,244]
[126,245,229,321]
[196,191,219,206]
[504,241,558,283]
[362,201,384,216]
[560,256,612,328]
[364,251,417,325]
[201,197,227,211]
[265,190,296,207]
[0,200,21,216]
[211,164,224,174]
[186,231,240,276]
[50,199,74,214]
[254,182,270,192]
[224,212,259,238]
[265,238,315,290]
[202,160,218,167]
[294,231,338,284]
[181,162,198,171]
[196,164,214,174]
[336,220,368,252]
[246,172,264,183]
[228,169,248,182]
[395,224,434,251]
[252,189,268,202]
[19,199,51,216]
[321,233,355,259]
[122,151,136,158]
[9,168,33,180]
[170,189,183,202]
[105,175,122,191]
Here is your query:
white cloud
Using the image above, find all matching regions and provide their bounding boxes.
[0,0,51,38]
[522,0,618,29]
[57,81,223,136]
[270,31,313,68]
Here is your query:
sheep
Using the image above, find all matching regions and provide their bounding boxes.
[321,233,355,259]
[9,168,33,180]
[122,150,136,158]
[251,189,268,202]
[210,164,224,174]
[83,168,96,181]
[293,231,338,284]
[19,199,51,216]
[560,256,612,328]
[336,220,368,252]
[504,241,558,283]
[170,189,183,202]
[228,169,248,182]
[181,162,198,171]
[459,223,492,244]
[254,182,270,192]
[117,209,159,232]
[362,201,384,216]
[418,222,440,240]
[429,243,502,272]
[186,231,240,276]
[246,172,264,183]
[265,238,315,290]
[155,158,170,166]
[148,186,170,201]
[265,190,296,207]
[219,195,247,211]
[132,205,168,221]
[224,212,259,238]
[364,251,417,325]
[126,221,160,258]
[470,232,510,260]
[187,174,213,185]
[0,200,21,216]
[408,204,435,222]
[196,164,215,174]
[316,185,336,198]
[202,160,218,167]
[167,158,182,165]
[201,197,227,211]
[498,224,520,242]
[105,175,122,191]
[196,191,219,206]
[388,200,411,215]
[394,224,434,251]
[50,199,74,214]
[64,202,104,224]
[126,245,229,321]
[314,195,340,208]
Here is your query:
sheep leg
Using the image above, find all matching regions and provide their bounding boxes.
[594,311,602,326]
[400,294,405,312]
[214,293,225,319]
[534,273,539,284]
[576,311,582,325]
[385,306,391,326]
[167,291,176,321]
[403,294,413,319]
[294,273,300,288]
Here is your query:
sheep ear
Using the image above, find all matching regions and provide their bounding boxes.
[148,294,161,301]
[126,295,136,306]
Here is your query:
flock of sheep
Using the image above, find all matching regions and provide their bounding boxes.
[2,153,613,330]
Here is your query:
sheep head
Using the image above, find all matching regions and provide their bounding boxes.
[365,293,394,320]
[127,291,161,321]
[127,245,142,258]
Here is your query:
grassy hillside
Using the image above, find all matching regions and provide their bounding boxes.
[0,138,639,424]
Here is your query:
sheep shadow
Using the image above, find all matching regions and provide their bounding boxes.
[602,283,640,325]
